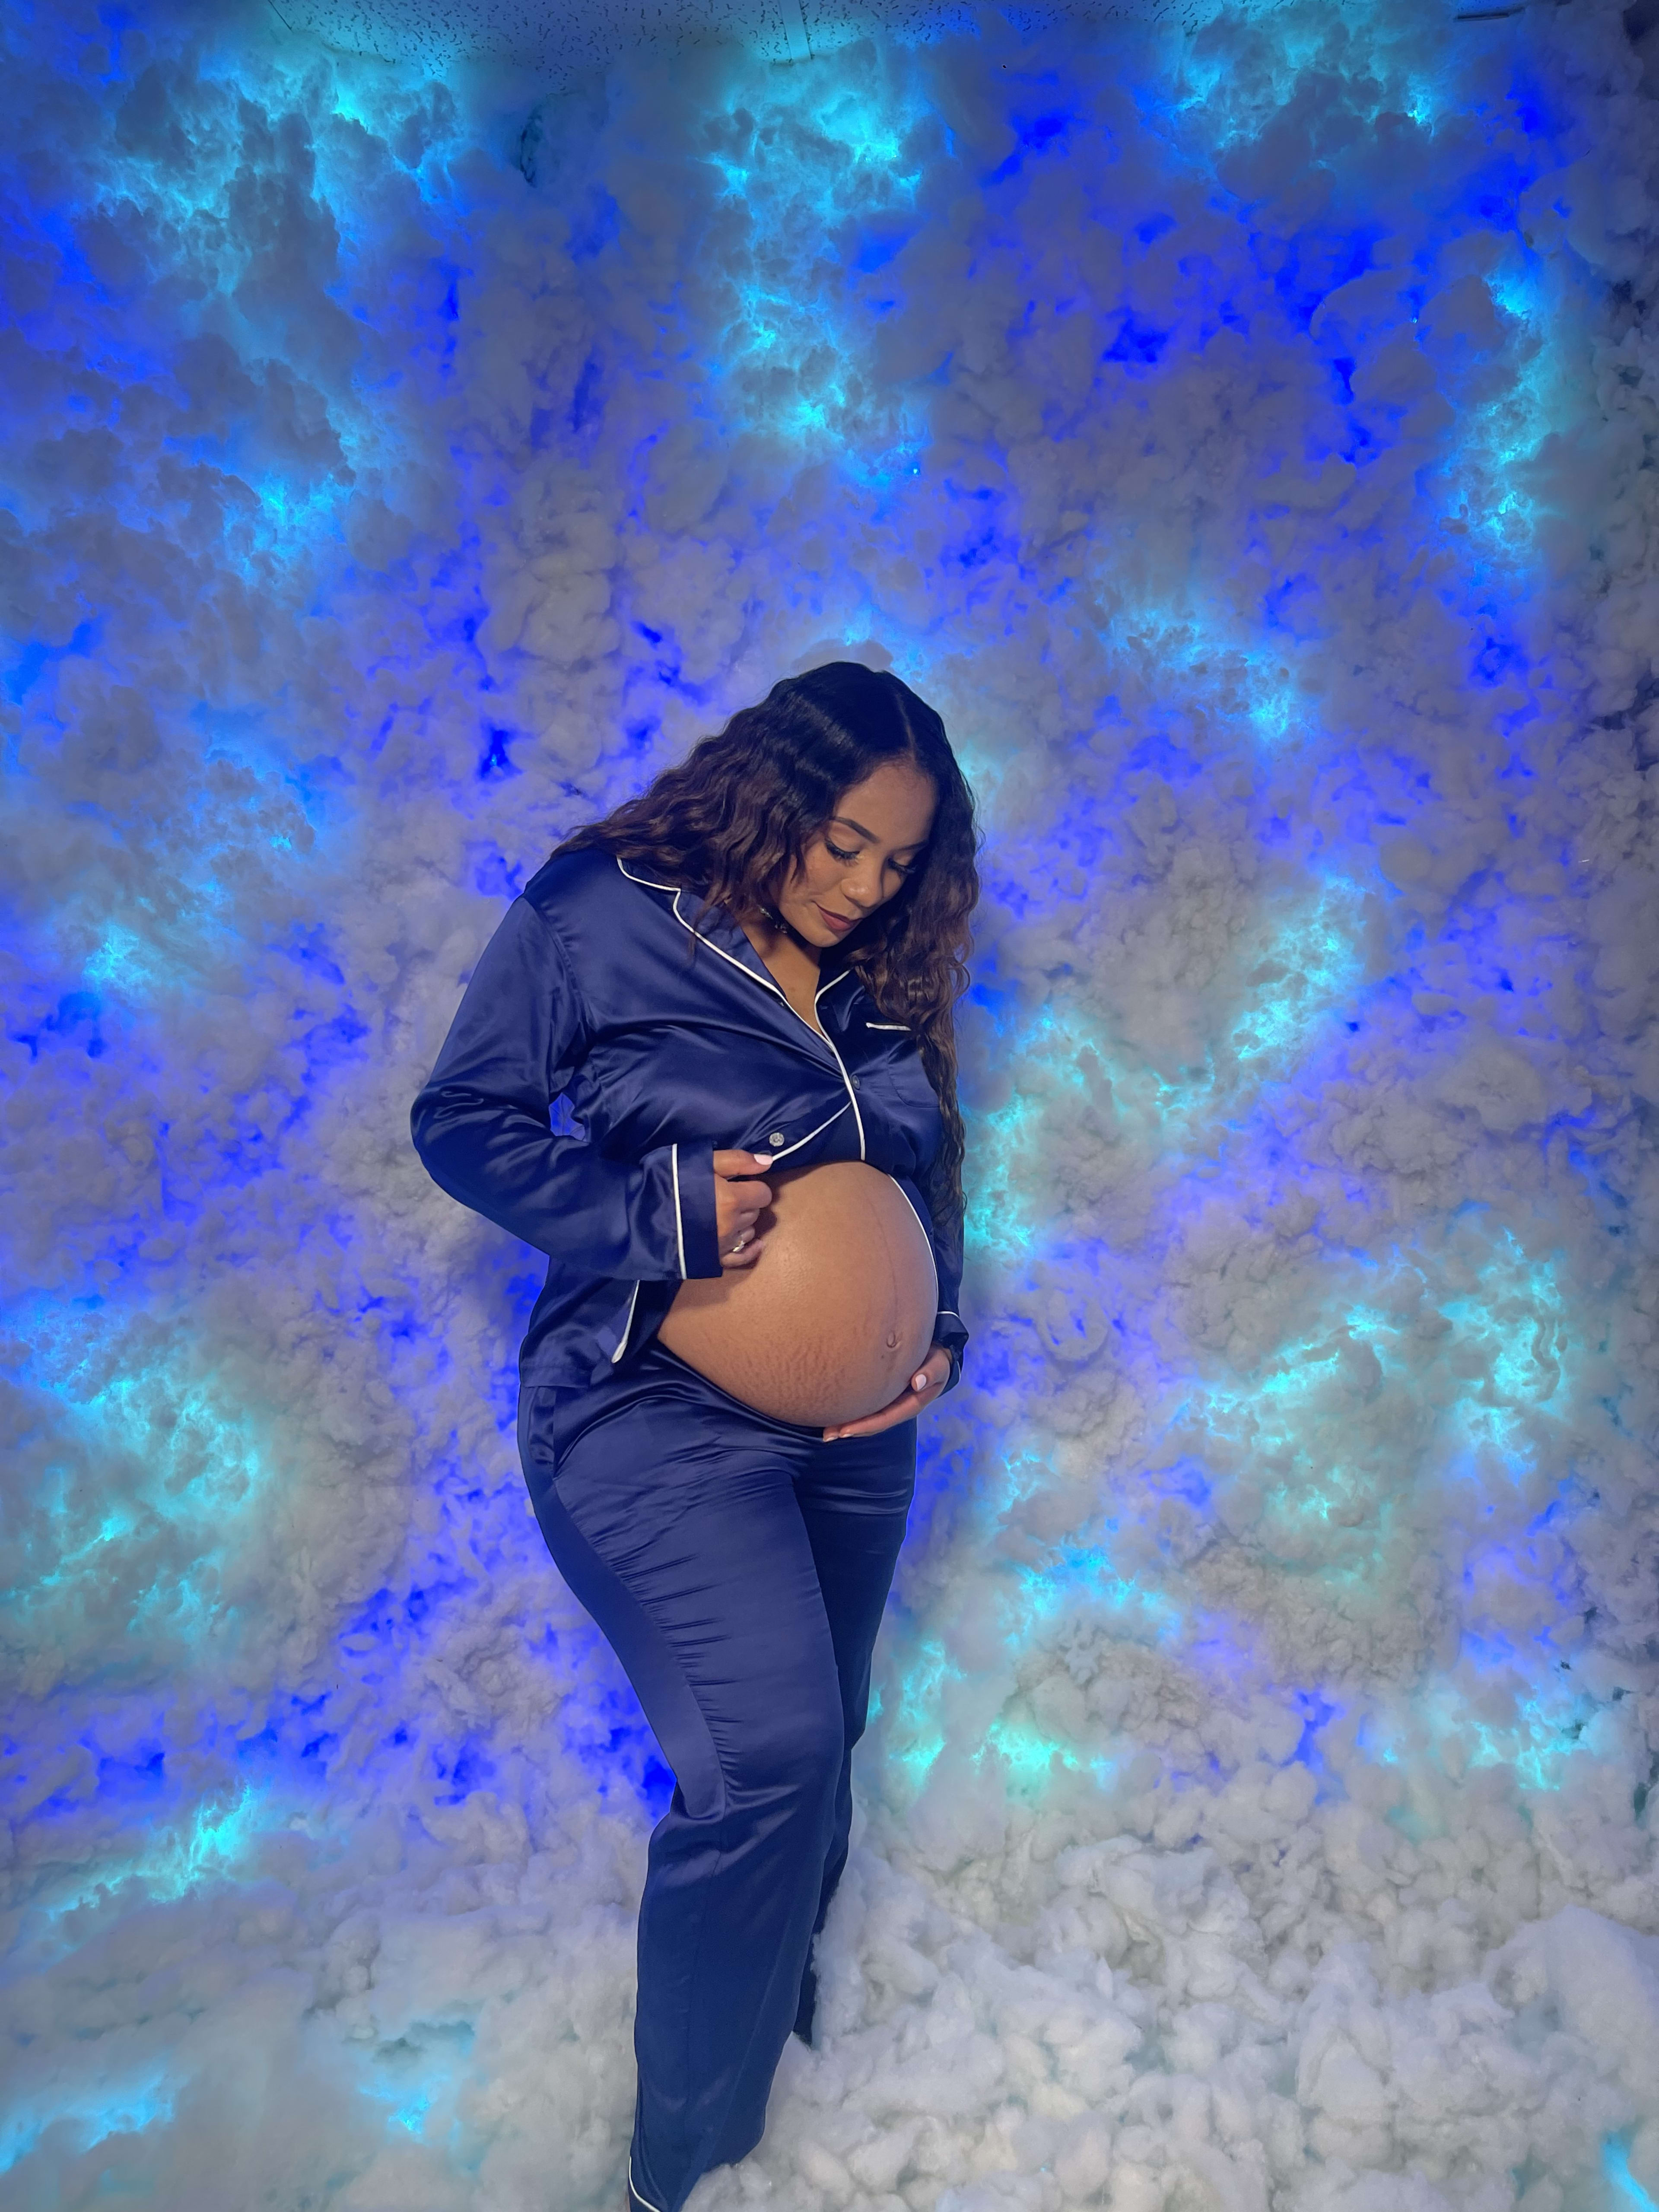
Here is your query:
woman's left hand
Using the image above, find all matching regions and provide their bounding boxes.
[823,1346,953,1441]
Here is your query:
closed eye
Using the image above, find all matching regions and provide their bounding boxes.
[826,839,919,874]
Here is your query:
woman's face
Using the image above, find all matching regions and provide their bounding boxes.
[772,759,938,949]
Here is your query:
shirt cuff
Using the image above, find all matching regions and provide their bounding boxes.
[667,1138,723,1279]
[932,1308,968,1398]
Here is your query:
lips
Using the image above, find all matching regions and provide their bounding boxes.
[816,905,855,933]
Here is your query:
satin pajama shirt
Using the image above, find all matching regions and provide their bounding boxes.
[410,848,970,2212]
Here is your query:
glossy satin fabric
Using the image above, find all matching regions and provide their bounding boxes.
[410,847,968,1396]
[518,1340,916,2212]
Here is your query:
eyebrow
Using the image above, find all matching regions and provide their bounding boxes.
[831,813,927,854]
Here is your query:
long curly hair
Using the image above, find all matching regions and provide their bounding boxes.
[550,662,980,1257]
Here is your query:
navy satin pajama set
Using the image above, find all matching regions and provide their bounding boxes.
[411,850,969,2212]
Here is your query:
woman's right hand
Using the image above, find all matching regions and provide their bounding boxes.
[712,1150,775,1268]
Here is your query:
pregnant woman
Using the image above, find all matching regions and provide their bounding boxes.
[410,660,978,2212]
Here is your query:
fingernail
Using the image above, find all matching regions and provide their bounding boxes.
[912,1374,927,1391]
[754,1153,774,1166]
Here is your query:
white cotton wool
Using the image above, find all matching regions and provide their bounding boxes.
[1493,1907,1659,2116]
[3,0,1659,2206]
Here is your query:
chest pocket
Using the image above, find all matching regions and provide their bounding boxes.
[857,1025,941,1143]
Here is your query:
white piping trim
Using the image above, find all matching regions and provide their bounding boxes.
[627,2159,665,2212]
[767,1100,853,1162]
[670,890,802,1007]
[817,1019,867,1159]
[815,966,857,1001]
[611,1281,642,1364]
[890,1176,939,1306]
[865,1021,909,1031]
[615,855,682,895]
[670,1142,686,1279]
[614,855,867,1158]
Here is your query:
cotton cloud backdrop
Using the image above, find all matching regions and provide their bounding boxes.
[3,0,1657,2206]
[275,0,1292,79]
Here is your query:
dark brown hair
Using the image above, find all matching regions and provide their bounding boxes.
[550,662,980,1261]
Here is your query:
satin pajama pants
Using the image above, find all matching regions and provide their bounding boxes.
[516,1338,917,2212]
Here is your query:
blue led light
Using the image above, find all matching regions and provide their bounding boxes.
[0,0,1644,2197]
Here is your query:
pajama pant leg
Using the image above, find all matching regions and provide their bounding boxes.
[517,1343,916,2212]
[787,1446,919,2045]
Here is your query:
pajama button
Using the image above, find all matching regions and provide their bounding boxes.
[769,1130,786,1147]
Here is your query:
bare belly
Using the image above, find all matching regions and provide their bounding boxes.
[657,1161,938,1427]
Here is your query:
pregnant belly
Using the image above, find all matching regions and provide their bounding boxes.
[657,1161,938,1427]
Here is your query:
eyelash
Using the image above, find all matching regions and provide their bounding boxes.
[826,839,917,875]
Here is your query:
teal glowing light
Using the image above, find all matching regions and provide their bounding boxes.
[972,1714,1115,1800]
[1411,1631,1602,1794]
[1181,1325,1402,1574]
[360,2024,474,2143]
[703,61,933,454]
[1011,1545,1180,1643]
[883,1636,958,1787]
[883,1555,1153,1804]
[0,10,1638,2190]
[1474,1689,1592,1792]
[1228,879,1365,1068]
[69,844,244,1005]
[1439,1230,1568,1465]
[1085,580,1322,753]
[1171,2,1451,151]
[390,2089,433,2136]
[0,2074,175,2176]
[46,1786,266,1920]
[252,473,352,548]
[1452,340,1570,563]
[977,1714,1079,1779]
[966,876,1365,1262]
[83,1368,267,1506]
[1608,2138,1659,2212]
[10,1308,273,1646]
[1172,1213,1579,1590]
[84,925,165,996]
[965,1004,1100,1265]
[78,901,223,1001]
[1436,253,1582,571]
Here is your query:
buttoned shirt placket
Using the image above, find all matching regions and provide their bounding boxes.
[607,860,887,1368]
[615,858,870,1156]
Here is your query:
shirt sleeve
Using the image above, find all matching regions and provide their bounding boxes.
[930,1220,969,1399]
[894,1167,970,1398]
[410,896,723,1281]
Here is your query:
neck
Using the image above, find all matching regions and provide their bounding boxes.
[747,905,820,965]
